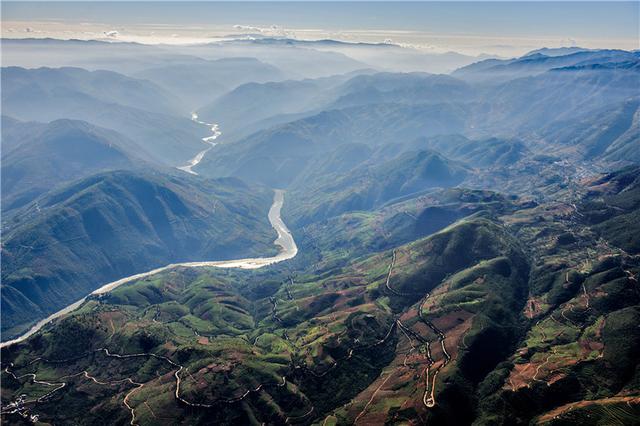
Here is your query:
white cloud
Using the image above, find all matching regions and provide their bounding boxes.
[233,24,291,38]
[233,25,263,33]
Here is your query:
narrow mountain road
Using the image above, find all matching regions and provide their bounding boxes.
[381,249,452,409]
[3,347,295,425]
[354,372,395,424]
[417,295,451,408]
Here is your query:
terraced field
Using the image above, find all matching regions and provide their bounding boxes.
[3,166,640,424]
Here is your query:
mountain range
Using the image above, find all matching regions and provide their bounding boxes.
[1,40,638,426]
[2,170,277,339]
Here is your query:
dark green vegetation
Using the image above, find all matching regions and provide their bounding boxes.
[3,164,638,424]
[1,42,639,425]
[0,215,527,425]
[287,150,469,227]
[579,167,640,255]
[1,171,277,339]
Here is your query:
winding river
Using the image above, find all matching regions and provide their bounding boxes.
[176,113,221,175]
[1,187,297,349]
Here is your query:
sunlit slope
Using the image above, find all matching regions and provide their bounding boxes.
[0,215,528,425]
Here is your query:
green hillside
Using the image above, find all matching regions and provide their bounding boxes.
[1,171,277,339]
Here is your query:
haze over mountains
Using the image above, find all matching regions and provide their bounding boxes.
[1,117,144,212]
[1,20,639,426]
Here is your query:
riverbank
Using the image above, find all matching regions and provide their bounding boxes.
[0,189,297,348]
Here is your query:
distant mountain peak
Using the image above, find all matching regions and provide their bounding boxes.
[524,46,591,57]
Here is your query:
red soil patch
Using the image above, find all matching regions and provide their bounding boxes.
[579,337,603,356]
[547,372,567,386]
[432,310,473,332]
[342,320,433,423]
[162,341,178,351]
[400,307,419,322]
[506,362,536,391]
[412,321,431,337]
[537,395,640,423]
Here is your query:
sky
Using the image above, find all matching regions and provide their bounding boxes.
[2,2,638,55]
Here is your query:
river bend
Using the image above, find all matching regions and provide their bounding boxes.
[0,190,297,348]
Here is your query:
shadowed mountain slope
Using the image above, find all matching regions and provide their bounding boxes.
[1,171,277,339]
[1,117,147,212]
